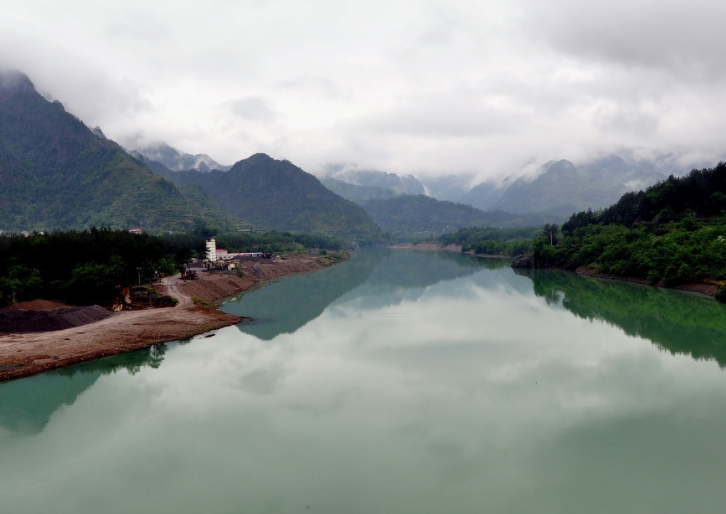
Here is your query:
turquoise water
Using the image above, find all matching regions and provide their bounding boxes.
[2,249,726,513]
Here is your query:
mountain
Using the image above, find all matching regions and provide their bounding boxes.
[320,177,400,203]
[130,142,231,172]
[461,156,667,216]
[418,174,474,202]
[328,169,425,195]
[360,194,564,238]
[156,153,382,239]
[0,71,235,233]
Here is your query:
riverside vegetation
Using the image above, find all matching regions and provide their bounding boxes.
[439,162,726,300]
[0,228,346,308]
[526,162,726,300]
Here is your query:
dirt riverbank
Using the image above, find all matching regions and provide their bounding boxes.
[0,253,332,382]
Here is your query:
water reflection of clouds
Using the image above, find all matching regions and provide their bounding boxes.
[4,255,726,513]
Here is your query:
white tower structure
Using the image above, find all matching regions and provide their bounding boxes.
[206,238,217,262]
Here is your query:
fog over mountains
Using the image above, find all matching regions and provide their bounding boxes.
[315,153,706,218]
[3,65,722,241]
[130,143,231,172]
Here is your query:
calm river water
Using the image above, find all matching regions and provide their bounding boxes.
[2,249,726,513]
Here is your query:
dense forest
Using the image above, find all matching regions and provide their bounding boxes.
[526,162,726,299]
[0,229,345,307]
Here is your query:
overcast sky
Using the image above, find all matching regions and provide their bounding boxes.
[2,0,725,181]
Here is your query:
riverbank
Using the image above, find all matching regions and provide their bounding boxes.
[0,253,335,382]
[389,243,513,260]
[574,266,722,298]
[389,243,462,252]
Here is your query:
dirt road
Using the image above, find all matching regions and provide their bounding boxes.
[0,253,333,382]
[160,274,193,308]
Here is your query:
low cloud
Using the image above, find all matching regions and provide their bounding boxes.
[226,96,278,122]
[1,0,725,180]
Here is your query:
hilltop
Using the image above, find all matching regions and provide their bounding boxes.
[154,153,382,239]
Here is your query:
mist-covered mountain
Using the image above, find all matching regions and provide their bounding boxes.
[130,142,231,172]
[0,71,234,233]
[320,177,400,203]
[460,156,668,216]
[361,195,564,238]
[155,154,382,239]
[326,169,425,195]
[418,174,474,202]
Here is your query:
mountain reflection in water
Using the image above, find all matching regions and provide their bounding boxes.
[0,343,169,434]
[222,249,508,341]
[2,250,726,513]
[517,268,726,368]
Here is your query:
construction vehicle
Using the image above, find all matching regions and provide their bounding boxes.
[180,270,200,281]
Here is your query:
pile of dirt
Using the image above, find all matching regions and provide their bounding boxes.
[3,299,69,310]
[0,305,114,333]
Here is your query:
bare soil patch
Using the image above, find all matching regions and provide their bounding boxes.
[3,299,69,310]
[0,305,113,333]
[0,253,330,382]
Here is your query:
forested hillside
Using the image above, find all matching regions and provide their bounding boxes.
[0,71,233,233]
[157,153,382,239]
[526,162,726,299]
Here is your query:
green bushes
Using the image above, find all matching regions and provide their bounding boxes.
[440,226,540,256]
[191,296,210,307]
[533,222,726,285]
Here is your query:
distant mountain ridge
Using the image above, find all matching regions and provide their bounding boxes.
[130,142,231,172]
[360,195,564,238]
[459,156,668,216]
[0,71,234,233]
[154,154,382,239]
[326,169,425,196]
[320,177,400,203]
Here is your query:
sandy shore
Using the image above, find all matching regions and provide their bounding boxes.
[0,253,330,382]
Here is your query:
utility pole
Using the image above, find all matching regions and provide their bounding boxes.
[136,267,141,286]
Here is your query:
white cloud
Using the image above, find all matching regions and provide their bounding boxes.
[1,0,725,180]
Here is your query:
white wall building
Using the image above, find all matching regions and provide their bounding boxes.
[206,238,217,261]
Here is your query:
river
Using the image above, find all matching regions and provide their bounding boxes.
[2,249,726,513]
